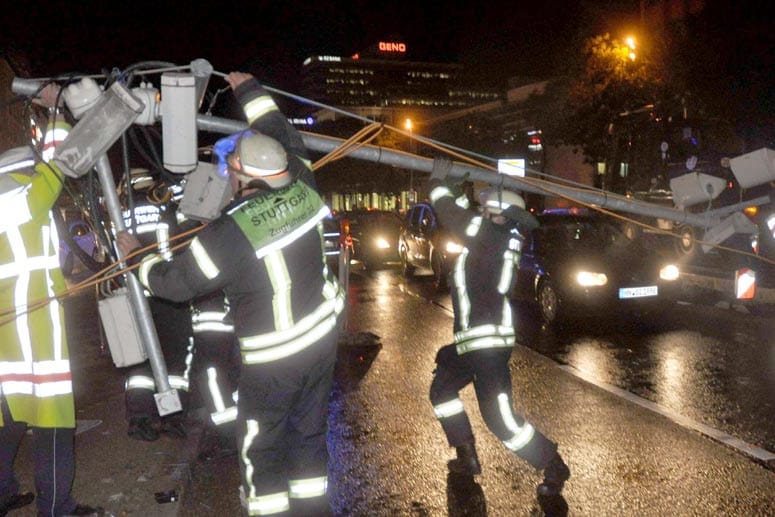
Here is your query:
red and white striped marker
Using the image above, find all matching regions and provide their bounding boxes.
[735,268,756,300]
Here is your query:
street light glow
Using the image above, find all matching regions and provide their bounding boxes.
[404,118,413,131]
[625,36,636,61]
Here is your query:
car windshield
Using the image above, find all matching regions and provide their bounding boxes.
[540,219,629,251]
[349,212,401,233]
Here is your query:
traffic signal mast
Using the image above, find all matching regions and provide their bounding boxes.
[10,59,775,403]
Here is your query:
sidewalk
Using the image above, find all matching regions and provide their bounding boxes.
[10,279,207,517]
[12,274,774,516]
[13,392,206,517]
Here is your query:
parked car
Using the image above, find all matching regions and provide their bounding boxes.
[398,202,464,290]
[344,210,402,269]
[59,219,100,277]
[512,208,681,326]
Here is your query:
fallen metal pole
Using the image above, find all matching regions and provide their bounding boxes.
[12,77,181,416]
[95,156,181,416]
[197,114,766,231]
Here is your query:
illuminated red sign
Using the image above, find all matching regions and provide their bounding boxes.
[378,41,406,53]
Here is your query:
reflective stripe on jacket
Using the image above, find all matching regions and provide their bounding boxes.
[0,155,75,428]
[430,183,522,355]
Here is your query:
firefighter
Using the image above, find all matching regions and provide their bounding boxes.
[117,71,344,516]
[427,159,571,498]
[121,172,193,441]
[189,290,240,462]
[0,84,102,516]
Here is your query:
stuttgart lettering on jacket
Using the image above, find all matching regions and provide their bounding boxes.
[229,180,325,252]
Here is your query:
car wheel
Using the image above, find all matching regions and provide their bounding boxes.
[432,251,448,291]
[537,278,562,325]
[674,224,697,259]
[400,246,415,278]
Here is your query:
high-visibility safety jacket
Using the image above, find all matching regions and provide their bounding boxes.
[0,125,74,428]
[429,183,523,355]
[135,79,344,367]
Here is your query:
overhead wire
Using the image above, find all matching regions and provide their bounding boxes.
[6,59,771,320]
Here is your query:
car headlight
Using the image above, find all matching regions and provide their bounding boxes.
[576,271,608,287]
[659,264,680,281]
[445,241,464,254]
[374,237,390,249]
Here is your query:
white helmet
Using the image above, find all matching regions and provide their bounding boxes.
[478,188,525,214]
[478,187,538,231]
[227,131,290,189]
[129,168,155,191]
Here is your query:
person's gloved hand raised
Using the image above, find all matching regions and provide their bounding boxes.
[429,157,468,197]
[429,156,453,187]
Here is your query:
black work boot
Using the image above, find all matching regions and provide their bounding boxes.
[127,416,159,442]
[447,442,482,476]
[159,415,187,439]
[536,452,570,496]
[197,429,237,462]
[0,492,34,515]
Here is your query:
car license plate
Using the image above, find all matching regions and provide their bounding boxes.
[619,286,658,299]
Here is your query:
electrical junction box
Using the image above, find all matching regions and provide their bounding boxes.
[97,288,147,367]
[53,82,143,178]
[669,172,727,210]
[179,161,232,221]
[729,147,775,189]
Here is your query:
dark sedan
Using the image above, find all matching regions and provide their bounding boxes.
[512,208,681,326]
[345,210,403,269]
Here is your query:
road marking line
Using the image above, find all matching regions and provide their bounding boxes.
[554,361,775,463]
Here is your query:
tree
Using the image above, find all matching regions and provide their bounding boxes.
[562,33,666,192]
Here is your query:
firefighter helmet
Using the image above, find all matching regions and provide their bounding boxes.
[227,131,291,189]
[479,187,538,232]
[478,188,525,214]
[130,168,155,191]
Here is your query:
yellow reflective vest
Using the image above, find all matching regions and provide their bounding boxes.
[0,154,74,428]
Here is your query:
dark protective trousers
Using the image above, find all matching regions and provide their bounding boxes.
[125,296,193,420]
[0,395,77,516]
[238,329,338,515]
[191,326,241,441]
[429,344,557,469]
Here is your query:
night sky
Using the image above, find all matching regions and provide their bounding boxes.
[3,1,772,137]
[4,1,631,88]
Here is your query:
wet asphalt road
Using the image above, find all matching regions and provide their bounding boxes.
[48,264,775,515]
[399,263,775,461]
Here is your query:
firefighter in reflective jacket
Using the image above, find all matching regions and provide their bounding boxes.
[121,176,193,442]
[427,159,571,498]
[0,105,100,516]
[117,72,344,516]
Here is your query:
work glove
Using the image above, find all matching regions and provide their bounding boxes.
[430,157,469,199]
[213,130,251,178]
[501,205,540,233]
[429,156,453,184]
